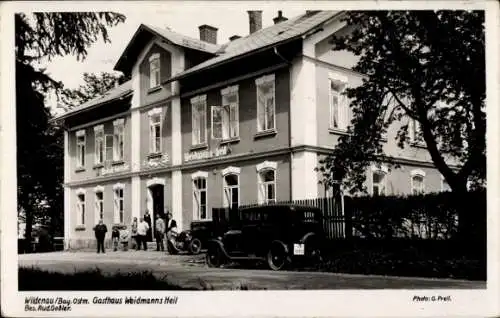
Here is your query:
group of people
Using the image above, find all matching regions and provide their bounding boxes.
[92,211,177,254]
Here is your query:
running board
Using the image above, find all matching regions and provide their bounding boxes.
[227,256,266,261]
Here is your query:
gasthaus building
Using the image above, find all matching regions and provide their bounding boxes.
[57,11,450,249]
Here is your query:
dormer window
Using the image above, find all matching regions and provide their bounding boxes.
[149,53,160,88]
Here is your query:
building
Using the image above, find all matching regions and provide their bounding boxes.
[57,10,450,249]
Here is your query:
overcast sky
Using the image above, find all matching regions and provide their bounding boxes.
[40,7,306,90]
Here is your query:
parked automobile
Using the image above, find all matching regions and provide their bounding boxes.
[205,204,326,270]
[167,220,221,255]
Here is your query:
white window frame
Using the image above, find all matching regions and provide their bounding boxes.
[213,85,239,140]
[148,108,162,154]
[409,118,425,145]
[191,95,207,145]
[371,164,388,196]
[76,130,86,168]
[192,171,209,221]
[222,166,241,209]
[113,118,125,162]
[93,125,104,165]
[256,161,277,204]
[76,188,86,226]
[113,183,125,224]
[93,186,104,224]
[255,74,276,132]
[410,169,426,195]
[149,53,161,89]
[328,72,349,131]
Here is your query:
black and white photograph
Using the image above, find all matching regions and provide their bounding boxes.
[1,0,498,317]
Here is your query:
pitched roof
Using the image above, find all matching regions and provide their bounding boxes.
[55,80,132,120]
[166,10,340,82]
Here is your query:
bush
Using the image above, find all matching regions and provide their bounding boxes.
[19,268,195,290]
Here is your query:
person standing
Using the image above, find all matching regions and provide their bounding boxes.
[112,226,120,251]
[93,219,108,254]
[144,211,152,242]
[154,214,166,251]
[137,217,149,251]
[120,226,130,251]
[166,212,177,241]
[130,217,138,250]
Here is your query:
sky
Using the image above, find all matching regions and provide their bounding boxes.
[40,7,306,91]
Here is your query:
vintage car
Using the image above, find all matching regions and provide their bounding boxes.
[205,204,326,270]
[167,220,224,255]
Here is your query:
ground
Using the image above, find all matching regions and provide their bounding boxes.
[18,251,485,290]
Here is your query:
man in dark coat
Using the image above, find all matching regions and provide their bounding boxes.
[144,211,152,242]
[93,219,108,254]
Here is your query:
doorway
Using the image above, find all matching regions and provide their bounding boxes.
[148,184,165,241]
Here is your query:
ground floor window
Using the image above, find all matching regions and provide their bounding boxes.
[76,192,86,225]
[193,176,208,220]
[113,185,124,224]
[95,191,104,222]
[258,169,276,204]
[224,173,239,210]
[372,170,387,196]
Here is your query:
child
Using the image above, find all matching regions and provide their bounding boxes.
[120,226,130,251]
[111,226,120,251]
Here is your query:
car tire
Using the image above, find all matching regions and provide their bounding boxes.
[267,243,289,271]
[206,244,225,268]
[188,238,202,255]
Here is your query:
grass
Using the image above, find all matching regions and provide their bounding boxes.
[19,267,196,290]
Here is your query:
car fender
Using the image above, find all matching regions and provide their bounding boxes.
[270,240,290,254]
[299,232,317,244]
[206,238,231,258]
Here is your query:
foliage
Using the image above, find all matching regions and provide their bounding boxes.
[19,268,192,290]
[60,71,128,110]
[318,11,485,196]
[15,12,126,250]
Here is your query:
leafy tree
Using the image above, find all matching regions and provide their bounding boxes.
[16,12,125,251]
[318,10,485,236]
[60,71,128,110]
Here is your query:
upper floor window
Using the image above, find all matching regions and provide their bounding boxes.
[148,108,162,154]
[149,53,160,88]
[76,130,86,168]
[191,95,207,145]
[113,183,125,224]
[410,169,426,195]
[371,164,388,196]
[256,161,277,204]
[212,86,239,140]
[94,186,104,223]
[255,74,275,132]
[329,73,348,131]
[76,189,86,226]
[222,166,241,210]
[94,125,104,165]
[410,119,424,145]
[113,119,125,161]
[192,172,208,220]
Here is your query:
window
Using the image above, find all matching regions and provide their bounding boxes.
[212,86,239,140]
[192,173,208,220]
[113,184,124,224]
[410,169,426,195]
[149,108,162,154]
[105,135,113,163]
[191,95,207,145]
[410,119,424,144]
[113,119,125,161]
[329,73,348,131]
[76,190,86,226]
[76,130,86,168]
[94,125,104,165]
[256,161,277,204]
[255,74,275,132]
[223,167,241,210]
[94,187,104,223]
[149,53,160,88]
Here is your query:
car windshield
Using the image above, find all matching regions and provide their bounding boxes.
[301,210,320,223]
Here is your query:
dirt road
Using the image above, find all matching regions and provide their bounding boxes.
[18,251,485,290]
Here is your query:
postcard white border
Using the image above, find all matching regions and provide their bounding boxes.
[1,1,499,317]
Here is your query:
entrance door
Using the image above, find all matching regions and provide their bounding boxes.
[149,184,165,241]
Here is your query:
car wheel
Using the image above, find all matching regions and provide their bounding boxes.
[267,243,289,271]
[206,245,224,268]
[305,239,323,263]
[188,238,202,255]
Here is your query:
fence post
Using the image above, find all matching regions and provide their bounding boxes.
[344,196,353,239]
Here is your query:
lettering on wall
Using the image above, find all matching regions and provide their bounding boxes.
[142,154,170,169]
[184,146,230,162]
[97,164,130,176]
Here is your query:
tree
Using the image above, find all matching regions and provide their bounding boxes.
[60,71,128,110]
[318,10,485,237]
[16,12,126,251]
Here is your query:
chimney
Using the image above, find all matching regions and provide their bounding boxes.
[273,11,288,24]
[198,24,218,44]
[229,35,241,41]
[247,11,262,34]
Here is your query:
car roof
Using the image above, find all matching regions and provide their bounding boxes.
[239,204,322,212]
